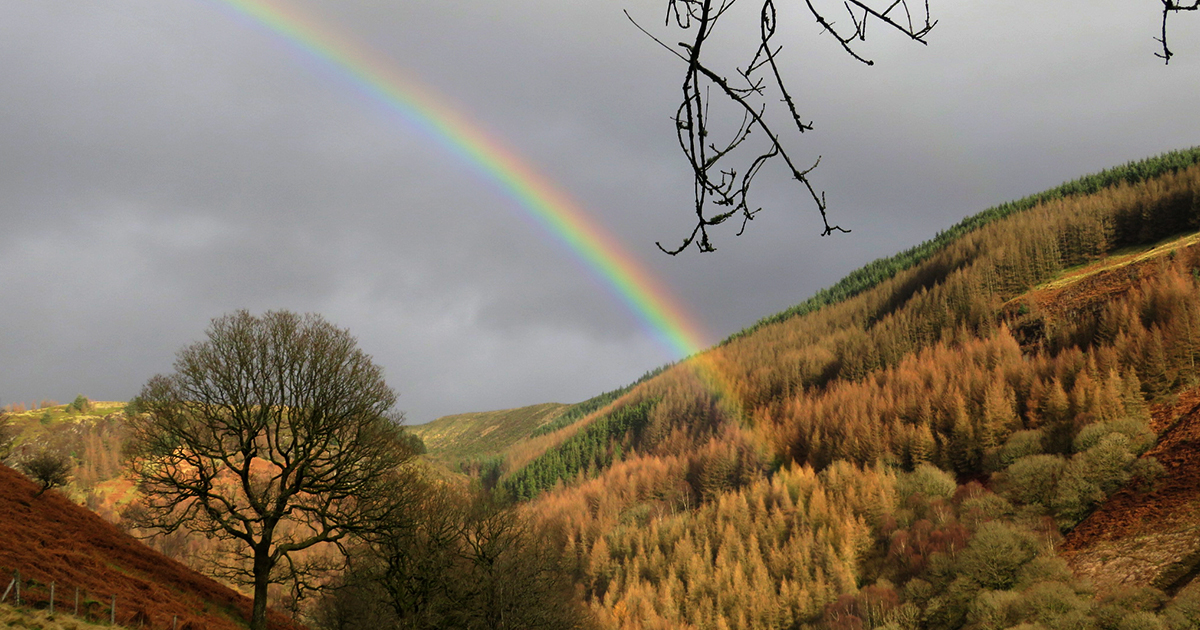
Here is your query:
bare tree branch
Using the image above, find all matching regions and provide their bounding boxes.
[632,0,934,254]
[1158,0,1200,63]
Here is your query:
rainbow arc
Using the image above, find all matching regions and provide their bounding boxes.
[208,0,742,410]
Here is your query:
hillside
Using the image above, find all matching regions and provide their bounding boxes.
[12,149,1200,630]
[0,463,302,630]
[412,401,569,466]
[433,149,1200,630]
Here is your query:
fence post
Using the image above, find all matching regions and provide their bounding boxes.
[14,569,18,606]
[110,593,116,624]
[1,571,14,603]
[173,614,178,630]
[75,586,79,615]
[49,582,54,614]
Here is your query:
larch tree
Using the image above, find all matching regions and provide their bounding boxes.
[125,310,418,630]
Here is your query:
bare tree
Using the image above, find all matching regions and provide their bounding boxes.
[1158,1,1200,63]
[637,1,1195,254]
[630,0,935,254]
[19,448,73,495]
[124,310,418,630]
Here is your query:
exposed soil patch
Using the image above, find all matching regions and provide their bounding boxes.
[0,464,304,630]
[1061,386,1200,593]
[1004,235,1200,349]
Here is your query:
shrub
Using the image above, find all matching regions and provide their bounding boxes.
[0,413,14,459]
[1002,455,1067,507]
[956,521,1040,590]
[958,492,1015,527]
[1074,419,1155,455]
[67,394,92,413]
[992,430,1047,471]
[1014,556,1076,591]
[896,463,957,502]
[1162,582,1200,630]
[19,449,73,495]
[1130,458,1166,493]
[1012,581,1092,629]
[1118,611,1166,630]
[967,589,1022,630]
[1051,457,1105,527]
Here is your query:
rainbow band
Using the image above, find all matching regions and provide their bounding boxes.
[205,0,711,362]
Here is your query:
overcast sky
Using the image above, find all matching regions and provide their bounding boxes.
[2,1,1198,424]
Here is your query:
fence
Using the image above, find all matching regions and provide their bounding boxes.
[1,568,187,629]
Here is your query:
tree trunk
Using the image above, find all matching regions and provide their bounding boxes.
[251,547,272,630]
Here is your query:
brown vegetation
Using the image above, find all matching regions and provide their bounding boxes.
[0,464,302,630]
[483,161,1200,628]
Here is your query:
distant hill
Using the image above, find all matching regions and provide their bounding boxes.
[412,402,569,467]
[0,463,302,630]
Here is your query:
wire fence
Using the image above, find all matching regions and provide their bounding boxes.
[0,567,187,629]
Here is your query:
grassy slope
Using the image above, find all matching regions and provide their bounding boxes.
[0,603,130,630]
[413,402,569,465]
[0,464,303,630]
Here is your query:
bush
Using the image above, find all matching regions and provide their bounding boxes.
[1074,419,1155,455]
[991,430,1046,471]
[1118,611,1166,630]
[0,413,14,460]
[966,589,1022,630]
[1162,582,1200,630]
[1012,581,1092,629]
[958,492,1015,527]
[956,521,1040,590]
[67,394,92,414]
[896,463,958,502]
[1003,455,1067,507]
[124,396,145,417]
[1130,458,1166,493]
[19,449,73,495]
[1051,457,1105,527]
[1080,433,1137,495]
[1014,556,1076,591]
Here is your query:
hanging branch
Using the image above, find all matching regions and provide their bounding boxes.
[630,0,935,254]
[1157,0,1200,63]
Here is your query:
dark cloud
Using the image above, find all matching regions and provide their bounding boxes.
[2,1,1198,422]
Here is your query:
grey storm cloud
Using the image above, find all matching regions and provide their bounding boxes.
[2,0,1199,423]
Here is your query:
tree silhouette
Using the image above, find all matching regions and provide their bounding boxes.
[636,1,1195,254]
[125,310,417,630]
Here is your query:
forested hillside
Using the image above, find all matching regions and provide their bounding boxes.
[9,148,1200,630]
[449,148,1200,630]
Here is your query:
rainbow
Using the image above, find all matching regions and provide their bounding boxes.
[203,0,714,364]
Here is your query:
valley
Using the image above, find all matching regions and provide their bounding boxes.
[7,148,1200,629]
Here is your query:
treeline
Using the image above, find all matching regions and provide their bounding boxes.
[505,401,656,501]
[530,365,672,439]
[728,146,1200,344]
[509,164,1200,503]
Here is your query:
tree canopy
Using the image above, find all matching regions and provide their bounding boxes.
[125,310,417,630]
